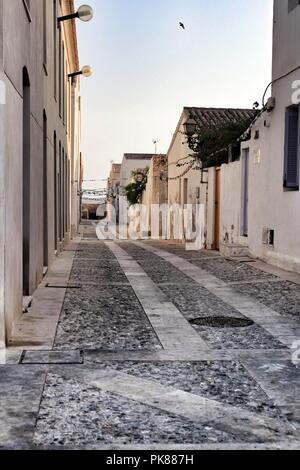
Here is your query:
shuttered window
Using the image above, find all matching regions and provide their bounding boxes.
[288,0,300,13]
[284,107,300,190]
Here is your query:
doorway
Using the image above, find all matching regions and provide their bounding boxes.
[214,168,221,250]
[241,148,249,237]
[23,68,30,295]
[43,111,48,267]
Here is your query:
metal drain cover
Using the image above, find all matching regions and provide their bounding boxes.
[190,317,254,328]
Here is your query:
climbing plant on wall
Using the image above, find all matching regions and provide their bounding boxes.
[183,116,257,169]
[124,167,149,206]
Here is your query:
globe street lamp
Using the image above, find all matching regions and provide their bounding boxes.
[58,4,94,23]
[68,65,93,79]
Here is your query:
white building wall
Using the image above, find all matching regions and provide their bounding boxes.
[235,0,300,271]
[240,73,300,271]
[119,157,152,189]
[168,113,213,243]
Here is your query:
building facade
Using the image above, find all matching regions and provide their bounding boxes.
[119,154,153,189]
[167,107,256,247]
[107,163,121,221]
[0,0,81,347]
[223,0,300,271]
[141,155,168,236]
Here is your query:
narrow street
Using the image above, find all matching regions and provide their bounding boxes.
[1,223,300,450]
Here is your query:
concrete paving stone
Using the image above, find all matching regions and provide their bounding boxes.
[3,236,300,449]
[92,361,284,418]
[107,242,209,351]
[54,285,162,351]
[190,323,285,350]
[134,242,296,348]
[233,280,300,324]
[187,259,277,283]
[157,285,287,349]
[120,243,201,285]
[148,243,221,259]
[158,284,245,320]
[33,370,297,448]
[53,365,298,441]
[33,373,239,447]
[0,366,47,449]
[241,359,300,408]
[72,259,120,269]
[120,244,285,351]
[75,242,118,260]
[70,266,128,284]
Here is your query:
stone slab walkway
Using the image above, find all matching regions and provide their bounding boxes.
[0,227,300,450]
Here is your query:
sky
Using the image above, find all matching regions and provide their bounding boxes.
[75,0,274,190]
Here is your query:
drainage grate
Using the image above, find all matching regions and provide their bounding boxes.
[45,283,82,289]
[19,350,84,365]
[189,316,254,328]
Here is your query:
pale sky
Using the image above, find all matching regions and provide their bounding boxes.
[75,0,274,190]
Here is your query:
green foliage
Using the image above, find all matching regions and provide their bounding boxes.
[124,168,149,205]
[185,117,255,169]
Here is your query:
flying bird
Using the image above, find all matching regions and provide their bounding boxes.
[179,22,185,30]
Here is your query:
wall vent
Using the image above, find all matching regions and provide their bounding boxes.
[262,227,275,246]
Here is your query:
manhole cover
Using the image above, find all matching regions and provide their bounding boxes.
[189,317,254,328]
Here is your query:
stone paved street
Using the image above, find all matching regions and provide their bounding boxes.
[1,226,300,449]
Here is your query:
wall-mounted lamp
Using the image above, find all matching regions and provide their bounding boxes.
[68,65,93,79]
[183,117,197,136]
[58,4,94,23]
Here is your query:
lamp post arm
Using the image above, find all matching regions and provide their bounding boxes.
[68,71,83,79]
[57,12,79,23]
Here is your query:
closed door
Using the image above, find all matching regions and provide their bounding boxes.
[241,149,249,237]
[183,178,188,205]
[214,169,221,250]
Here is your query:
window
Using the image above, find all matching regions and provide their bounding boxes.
[288,0,300,13]
[284,106,299,190]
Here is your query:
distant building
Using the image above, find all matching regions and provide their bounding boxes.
[167,107,256,246]
[119,154,153,189]
[107,163,121,221]
[141,155,168,236]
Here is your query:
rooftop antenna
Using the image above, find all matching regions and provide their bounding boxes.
[152,139,159,155]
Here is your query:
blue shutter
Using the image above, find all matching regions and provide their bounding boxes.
[284,108,299,189]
